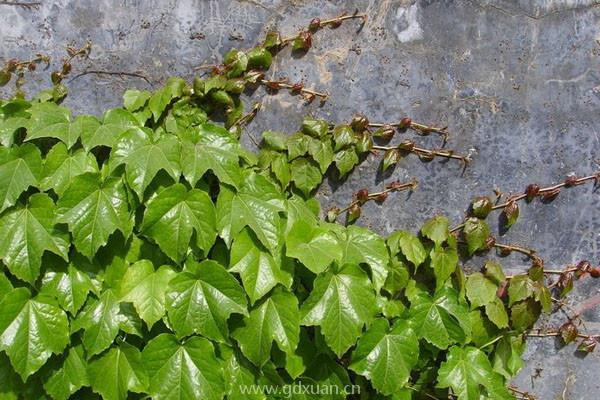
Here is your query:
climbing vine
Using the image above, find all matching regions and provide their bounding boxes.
[0,11,598,400]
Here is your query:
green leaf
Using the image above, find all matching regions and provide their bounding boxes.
[485,297,509,329]
[437,346,513,400]
[57,173,132,258]
[25,102,85,149]
[230,228,293,304]
[388,230,427,267]
[286,133,311,160]
[262,130,287,151]
[181,123,243,188]
[300,264,376,356]
[143,333,225,400]
[510,298,541,331]
[308,138,334,174]
[430,244,458,288]
[166,260,248,342]
[492,335,525,379]
[220,345,265,400]
[382,149,401,172]
[334,147,359,177]
[336,225,390,291]
[118,260,175,329]
[332,125,354,151]
[216,173,285,253]
[286,220,341,274]
[233,287,300,366]
[350,319,419,395]
[463,218,490,255]
[0,143,42,213]
[420,215,449,245]
[507,275,535,306]
[148,78,185,122]
[40,143,98,196]
[465,272,497,308]
[0,193,69,283]
[408,287,471,349]
[81,109,139,151]
[141,183,216,263]
[44,344,89,400]
[111,127,181,197]
[73,290,121,357]
[483,260,506,284]
[41,265,95,315]
[302,117,329,138]
[290,157,322,196]
[88,342,148,400]
[384,259,410,294]
[0,288,69,379]
[270,152,291,188]
[123,89,151,111]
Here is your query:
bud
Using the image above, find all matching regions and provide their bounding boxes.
[356,189,369,204]
[524,184,540,202]
[418,152,435,162]
[564,175,578,187]
[542,187,560,202]
[485,235,496,250]
[373,125,395,141]
[498,246,512,257]
[326,207,340,223]
[0,69,11,86]
[61,62,72,75]
[471,196,492,218]
[28,62,37,71]
[263,30,282,50]
[398,117,412,129]
[292,31,312,51]
[329,19,342,28]
[557,272,574,297]
[559,321,579,345]
[577,337,597,353]
[374,191,388,203]
[528,256,544,281]
[496,281,508,299]
[503,200,519,228]
[6,59,18,72]
[291,82,304,92]
[51,71,63,84]
[308,17,321,32]
[347,203,361,224]
[590,268,600,278]
[397,139,415,152]
[576,260,592,273]
[350,114,369,132]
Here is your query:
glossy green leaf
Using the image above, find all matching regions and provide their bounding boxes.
[332,125,354,151]
[118,260,175,329]
[0,143,42,213]
[463,218,490,255]
[230,228,293,304]
[181,123,243,188]
[141,183,216,262]
[430,244,458,288]
[25,102,84,149]
[0,193,69,283]
[57,173,132,258]
[290,157,322,196]
[148,78,185,122]
[350,319,419,395]
[166,260,247,342]
[437,346,513,400]
[41,265,95,315]
[300,264,376,356]
[286,220,341,274]
[233,287,299,366]
[408,287,471,349]
[111,127,181,197]
[44,344,89,400]
[123,89,151,111]
[336,225,390,291]
[421,215,449,245]
[0,288,69,379]
[388,230,427,267]
[216,173,285,253]
[88,341,148,400]
[143,333,225,400]
[334,147,359,177]
[40,143,98,196]
[465,272,497,308]
[72,290,121,357]
[81,108,139,150]
[308,138,334,174]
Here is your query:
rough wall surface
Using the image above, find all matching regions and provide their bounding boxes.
[1,0,599,398]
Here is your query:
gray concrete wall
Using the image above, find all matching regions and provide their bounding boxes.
[1,0,599,398]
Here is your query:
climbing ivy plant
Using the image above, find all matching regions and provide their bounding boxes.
[0,11,598,400]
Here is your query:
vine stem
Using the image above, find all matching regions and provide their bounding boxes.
[368,120,449,143]
[280,12,368,45]
[490,173,600,211]
[258,78,328,101]
[0,1,40,7]
[337,180,417,214]
[508,387,537,400]
[525,330,600,340]
[372,143,470,163]
[68,70,150,83]
[493,243,537,258]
